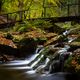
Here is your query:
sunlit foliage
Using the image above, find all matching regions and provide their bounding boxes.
[1,0,62,17]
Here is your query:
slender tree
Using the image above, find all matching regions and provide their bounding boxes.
[78,0,80,16]
[0,0,5,12]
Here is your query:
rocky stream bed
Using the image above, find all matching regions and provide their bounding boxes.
[0,26,80,80]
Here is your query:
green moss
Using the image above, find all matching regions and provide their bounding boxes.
[4,33,13,40]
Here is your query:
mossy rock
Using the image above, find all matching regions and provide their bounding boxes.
[46,24,65,34]
[74,37,80,42]
[4,33,13,40]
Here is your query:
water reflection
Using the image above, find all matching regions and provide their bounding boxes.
[0,49,79,80]
[0,68,78,80]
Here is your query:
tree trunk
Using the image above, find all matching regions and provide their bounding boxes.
[0,1,3,13]
[18,0,24,20]
[78,0,80,16]
[42,0,46,18]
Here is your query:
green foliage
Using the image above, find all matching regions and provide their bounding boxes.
[64,56,73,68]
[37,37,47,44]
[13,21,32,32]
[64,51,80,73]
[19,38,34,45]
[1,0,62,18]
[13,37,20,43]
[4,33,13,39]
[31,20,53,29]
[62,22,72,29]
[28,46,50,66]
[13,20,53,32]
[1,0,80,31]
[1,0,79,19]
[75,37,80,42]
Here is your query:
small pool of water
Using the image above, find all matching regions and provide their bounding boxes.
[0,60,79,80]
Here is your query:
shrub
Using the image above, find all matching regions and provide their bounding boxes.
[31,19,53,30]
[13,21,32,32]
[4,33,13,40]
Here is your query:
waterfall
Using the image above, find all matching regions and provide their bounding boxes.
[28,46,50,69]
[58,30,77,70]
[35,58,50,74]
[27,30,77,73]
[31,54,44,68]
[27,45,44,64]
[1,45,44,70]
[26,46,50,74]
[0,30,78,75]
[48,30,77,73]
[63,30,70,36]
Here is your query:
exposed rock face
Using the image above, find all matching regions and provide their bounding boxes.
[74,48,80,54]
[0,33,38,59]
[0,37,17,48]
[0,35,17,55]
[0,34,18,61]
[67,35,80,52]
[17,39,37,58]
[64,48,80,73]
[0,44,18,62]
[0,28,65,61]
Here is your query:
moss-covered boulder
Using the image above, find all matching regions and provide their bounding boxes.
[64,48,80,74]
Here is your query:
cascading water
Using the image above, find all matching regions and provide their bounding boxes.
[27,45,44,65]
[26,46,50,74]
[0,30,79,80]
[35,58,50,73]
[47,30,77,73]
[63,30,70,36]
[1,30,77,73]
[26,30,77,74]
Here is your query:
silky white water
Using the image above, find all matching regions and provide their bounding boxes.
[0,30,78,80]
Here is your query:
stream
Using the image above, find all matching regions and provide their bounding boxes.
[0,30,79,80]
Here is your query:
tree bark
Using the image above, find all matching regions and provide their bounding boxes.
[18,0,24,20]
[78,0,80,16]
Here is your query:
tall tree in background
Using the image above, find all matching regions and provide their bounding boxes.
[17,0,24,20]
[1,0,62,18]
[78,0,80,16]
[0,0,5,13]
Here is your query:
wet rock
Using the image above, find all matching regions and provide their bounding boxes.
[0,54,14,62]
[44,35,60,46]
[0,36,17,48]
[74,48,80,53]
[46,24,65,34]
[17,39,37,58]
[44,34,67,46]
[0,37,37,60]
[49,60,61,73]
[68,27,80,35]
[68,42,80,47]
[72,48,80,56]
[0,34,19,61]
[64,48,80,73]
[0,44,18,57]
